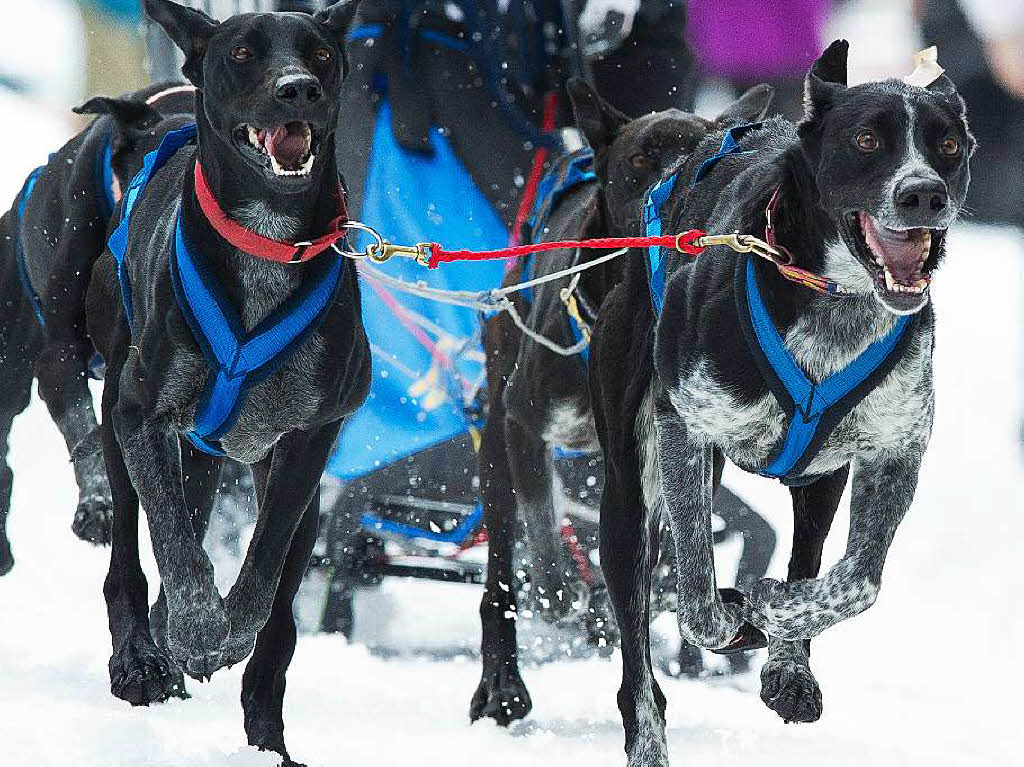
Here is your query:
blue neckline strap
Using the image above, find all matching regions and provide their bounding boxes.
[736,257,913,482]
[108,121,345,457]
[692,122,763,187]
[14,133,116,327]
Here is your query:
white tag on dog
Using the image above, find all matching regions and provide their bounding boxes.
[904,46,945,87]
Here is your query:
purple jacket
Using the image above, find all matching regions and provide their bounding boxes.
[686,0,831,81]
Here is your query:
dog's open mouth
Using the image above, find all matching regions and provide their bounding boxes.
[233,121,318,177]
[847,212,943,299]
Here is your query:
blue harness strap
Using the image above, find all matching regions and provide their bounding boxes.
[14,162,49,325]
[521,148,597,304]
[736,257,913,482]
[521,149,597,364]
[170,218,344,456]
[108,122,345,457]
[642,171,679,316]
[95,133,117,220]
[109,124,198,325]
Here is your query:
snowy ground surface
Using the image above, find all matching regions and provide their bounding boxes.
[1,76,1021,766]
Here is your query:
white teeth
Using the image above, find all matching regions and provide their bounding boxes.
[247,126,263,151]
[882,265,928,294]
[270,153,315,177]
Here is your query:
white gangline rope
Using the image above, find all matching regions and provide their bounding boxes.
[355,247,627,357]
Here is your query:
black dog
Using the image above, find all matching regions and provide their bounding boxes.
[589,40,972,764]
[0,83,193,575]
[86,1,367,762]
[471,78,774,725]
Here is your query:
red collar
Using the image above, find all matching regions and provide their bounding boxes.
[193,161,349,264]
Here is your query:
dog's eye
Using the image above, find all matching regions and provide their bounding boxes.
[855,129,880,152]
[231,46,253,62]
[314,47,333,63]
[939,137,960,157]
[630,154,653,171]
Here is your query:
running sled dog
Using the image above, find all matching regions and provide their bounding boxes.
[472,78,775,726]
[589,41,972,764]
[0,83,193,573]
[86,1,368,762]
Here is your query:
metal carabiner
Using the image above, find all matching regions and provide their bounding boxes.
[330,221,386,260]
[367,242,433,266]
[694,232,754,253]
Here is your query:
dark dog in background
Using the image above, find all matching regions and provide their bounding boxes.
[0,82,193,575]
[471,78,774,726]
[86,1,367,762]
[589,41,972,765]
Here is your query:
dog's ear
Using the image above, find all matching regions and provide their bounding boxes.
[73,96,160,128]
[800,39,848,134]
[926,73,960,101]
[314,0,360,37]
[713,83,774,127]
[313,0,359,76]
[568,77,630,153]
[144,0,218,86]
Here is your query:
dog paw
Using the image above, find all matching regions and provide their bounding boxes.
[0,535,13,576]
[71,495,112,545]
[109,630,188,706]
[760,659,823,723]
[469,668,533,726]
[166,592,230,681]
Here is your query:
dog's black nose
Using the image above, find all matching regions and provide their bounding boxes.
[895,177,948,214]
[274,74,322,105]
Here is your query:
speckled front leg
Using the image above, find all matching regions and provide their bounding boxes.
[653,395,744,650]
[747,447,925,641]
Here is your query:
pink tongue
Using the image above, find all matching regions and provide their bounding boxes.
[264,123,308,167]
[860,214,926,284]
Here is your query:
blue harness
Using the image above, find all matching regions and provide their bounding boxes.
[521,148,597,362]
[14,133,117,326]
[108,124,345,457]
[643,123,914,483]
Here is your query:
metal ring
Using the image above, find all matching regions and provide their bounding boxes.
[330,221,385,259]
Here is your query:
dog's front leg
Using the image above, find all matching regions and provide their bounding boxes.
[747,448,924,640]
[112,368,228,681]
[654,395,745,650]
[220,422,342,669]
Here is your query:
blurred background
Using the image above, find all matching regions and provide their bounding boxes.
[0,2,1020,766]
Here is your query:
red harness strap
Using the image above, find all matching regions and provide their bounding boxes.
[193,162,350,264]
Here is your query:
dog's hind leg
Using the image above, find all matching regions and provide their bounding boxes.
[35,336,112,545]
[600,445,668,766]
[241,479,319,766]
[759,466,847,723]
[220,423,342,670]
[506,417,586,622]
[471,369,532,725]
[0,325,39,577]
[101,350,186,705]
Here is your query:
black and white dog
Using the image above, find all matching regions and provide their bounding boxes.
[471,79,774,725]
[589,41,972,764]
[0,83,193,574]
[86,1,367,762]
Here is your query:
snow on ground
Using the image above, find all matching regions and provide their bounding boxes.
[0,96,1020,767]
